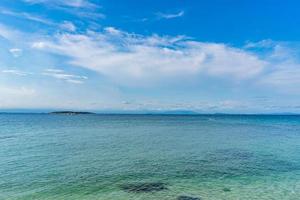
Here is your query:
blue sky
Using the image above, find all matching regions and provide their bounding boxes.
[1,0,300,113]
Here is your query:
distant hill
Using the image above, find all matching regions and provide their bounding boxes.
[49,111,95,115]
[157,110,200,115]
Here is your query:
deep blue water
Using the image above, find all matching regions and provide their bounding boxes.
[0,114,300,199]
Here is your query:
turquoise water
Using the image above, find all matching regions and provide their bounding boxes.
[0,114,300,200]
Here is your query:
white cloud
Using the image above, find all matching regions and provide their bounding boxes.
[0,8,54,25]
[60,21,76,32]
[0,24,21,41]
[42,69,88,84]
[2,20,300,102]
[104,27,122,35]
[44,68,64,73]
[77,10,105,19]
[264,68,300,85]
[22,0,105,20]
[9,48,23,57]
[247,41,300,92]
[23,0,98,9]
[32,28,266,86]
[32,41,47,48]
[244,39,276,49]
[157,11,185,19]
[1,69,30,76]
[0,8,86,31]
[261,65,300,92]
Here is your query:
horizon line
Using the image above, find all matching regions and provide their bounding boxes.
[0,111,299,116]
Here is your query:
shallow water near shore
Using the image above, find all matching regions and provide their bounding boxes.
[0,114,300,200]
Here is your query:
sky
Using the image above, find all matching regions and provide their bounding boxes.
[0,0,300,113]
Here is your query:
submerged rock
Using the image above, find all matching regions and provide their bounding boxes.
[223,187,231,192]
[120,182,168,193]
[177,195,201,200]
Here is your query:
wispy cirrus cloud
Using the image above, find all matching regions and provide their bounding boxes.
[157,11,185,19]
[9,48,23,57]
[0,23,22,41]
[1,69,31,76]
[42,69,88,84]
[22,0,105,20]
[0,8,79,33]
[22,0,98,9]
[0,7,54,25]
[59,21,76,32]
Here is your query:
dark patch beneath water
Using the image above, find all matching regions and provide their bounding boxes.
[223,187,231,192]
[120,182,168,193]
[177,195,201,200]
[180,148,300,179]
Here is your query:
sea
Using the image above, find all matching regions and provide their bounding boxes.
[0,114,299,200]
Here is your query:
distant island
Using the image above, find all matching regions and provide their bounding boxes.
[49,111,95,115]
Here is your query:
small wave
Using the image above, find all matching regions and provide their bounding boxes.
[0,135,15,140]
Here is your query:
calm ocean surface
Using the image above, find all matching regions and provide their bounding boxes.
[0,114,300,200]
